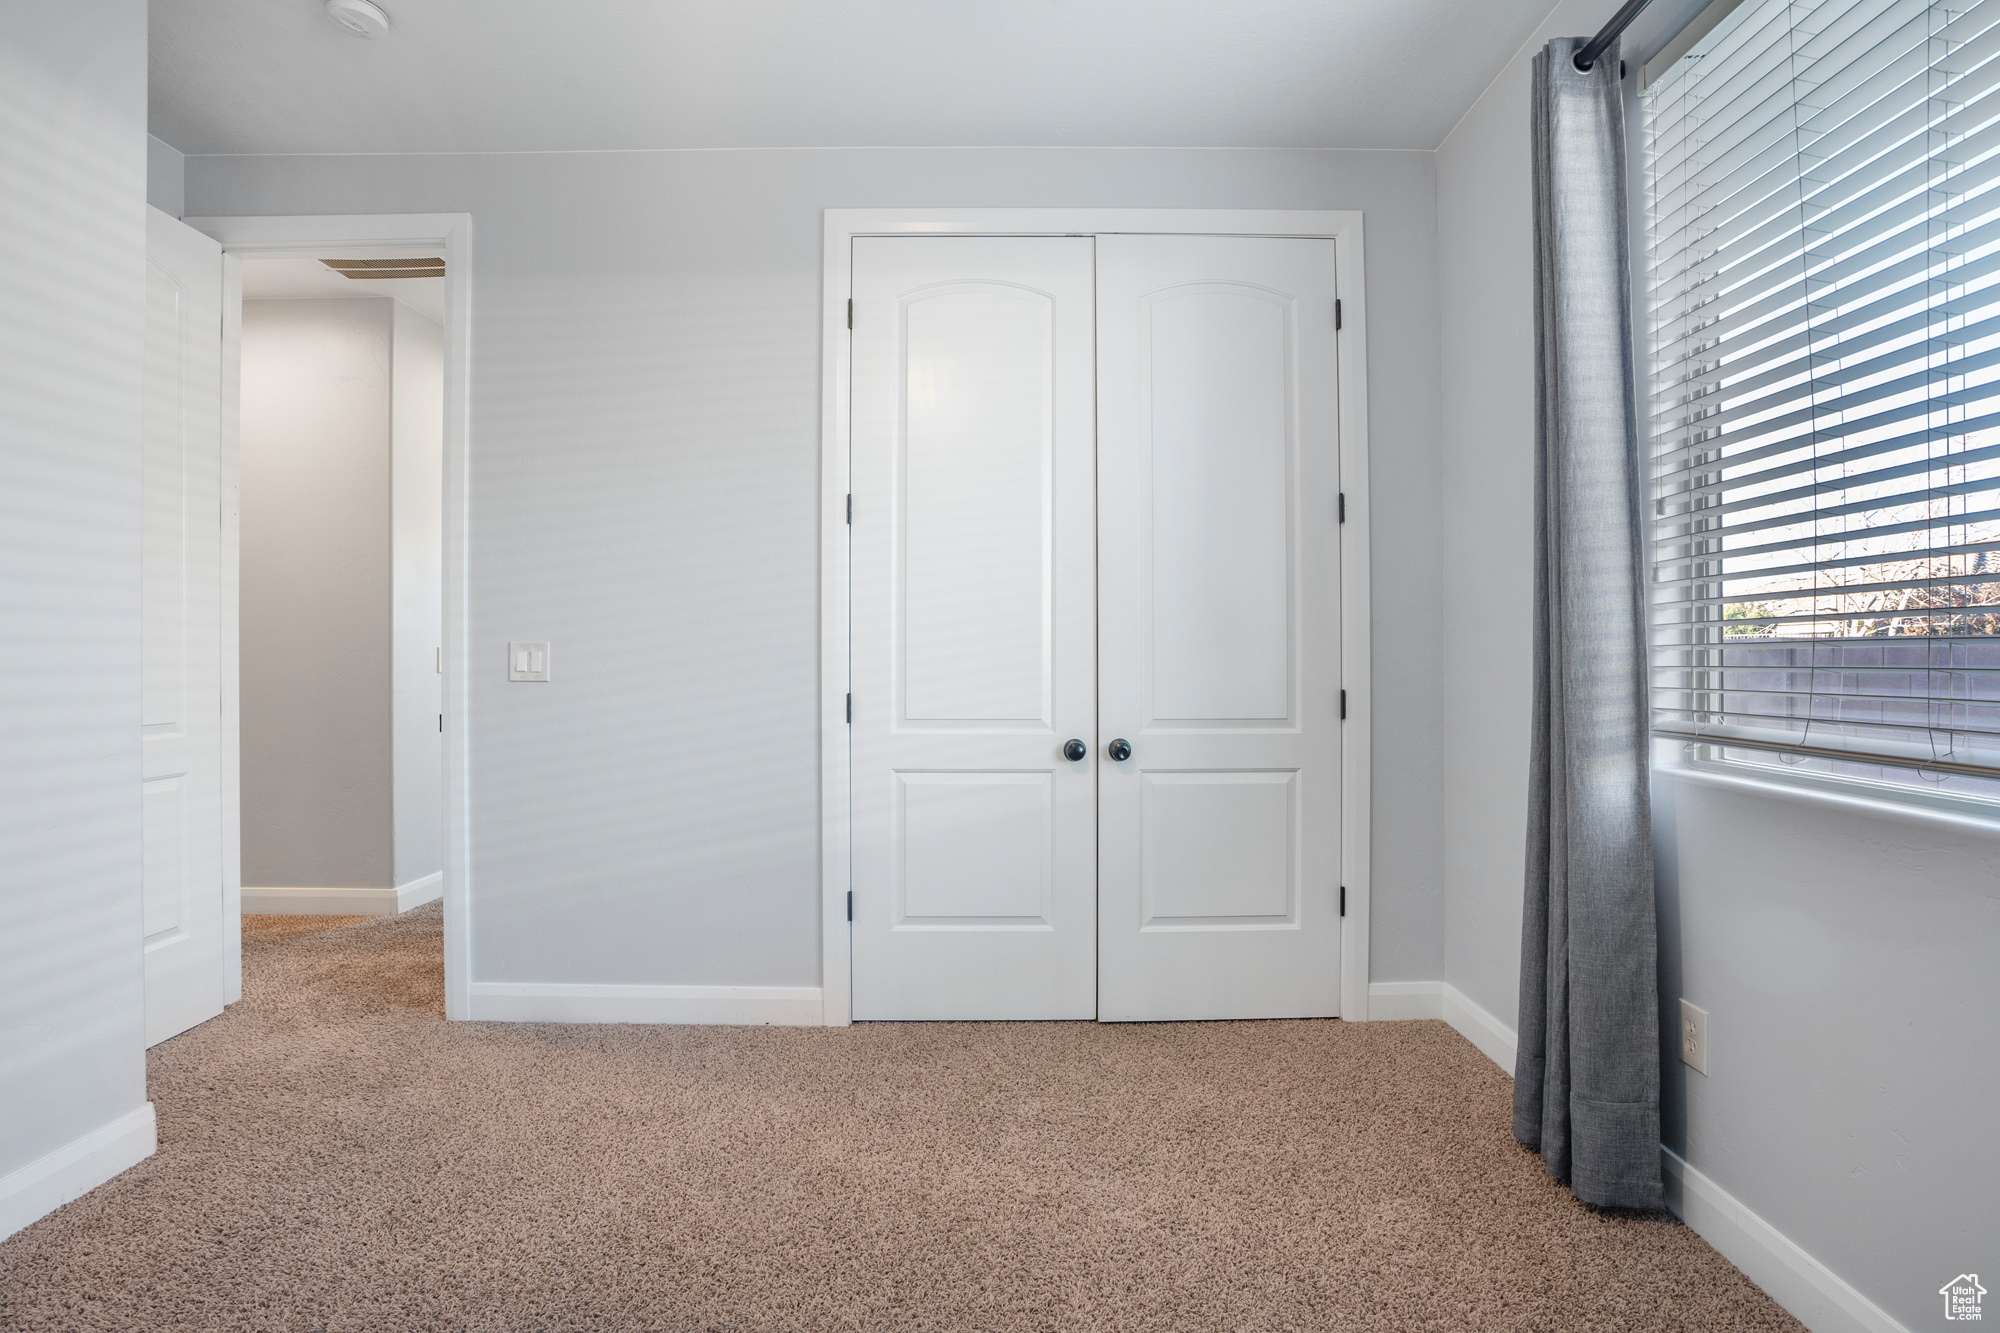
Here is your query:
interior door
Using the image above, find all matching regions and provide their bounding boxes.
[143,207,229,1045]
[1094,234,1343,1021]
[848,236,1099,1020]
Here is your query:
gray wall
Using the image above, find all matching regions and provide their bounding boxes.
[1653,769,2000,1326]
[0,0,150,1181]
[147,134,185,218]
[1436,0,1999,1324]
[187,147,1446,988]
[240,297,445,893]
[241,298,397,890]
[1436,37,1537,1027]
[392,303,446,889]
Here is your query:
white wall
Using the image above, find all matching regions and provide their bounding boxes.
[241,298,397,890]
[0,0,155,1235]
[187,147,1447,989]
[1437,2,1998,1327]
[392,303,445,889]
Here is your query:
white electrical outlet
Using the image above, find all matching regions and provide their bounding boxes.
[1679,999,1709,1075]
[508,641,551,682]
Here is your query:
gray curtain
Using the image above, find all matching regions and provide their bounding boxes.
[1515,35,1663,1213]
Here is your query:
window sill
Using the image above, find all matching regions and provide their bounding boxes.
[1653,759,2000,842]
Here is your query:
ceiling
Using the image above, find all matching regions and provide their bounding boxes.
[150,0,1553,156]
[241,251,447,323]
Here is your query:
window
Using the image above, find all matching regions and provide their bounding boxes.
[1645,0,2000,800]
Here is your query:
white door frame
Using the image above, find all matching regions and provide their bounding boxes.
[819,208,1373,1027]
[184,212,475,1021]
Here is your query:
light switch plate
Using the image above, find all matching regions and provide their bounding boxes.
[1679,999,1709,1075]
[508,641,551,682]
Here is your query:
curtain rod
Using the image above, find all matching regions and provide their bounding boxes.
[1574,0,1659,71]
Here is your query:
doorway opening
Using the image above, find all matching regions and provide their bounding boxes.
[236,249,446,919]
[133,212,474,1046]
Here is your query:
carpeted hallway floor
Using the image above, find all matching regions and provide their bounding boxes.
[0,906,1801,1332]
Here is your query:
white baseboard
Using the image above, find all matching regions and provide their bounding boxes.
[394,871,443,911]
[243,871,441,916]
[243,886,398,914]
[1441,983,1518,1073]
[1663,1149,1909,1333]
[1414,986,1897,1333]
[1386,977,1899,1333]
[1366,980,1443,1020]
[0,1103,156,1243]
[466,981,824,1026]
[1363,981,1516,1074]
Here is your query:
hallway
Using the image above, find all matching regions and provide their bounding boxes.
[0,909,1796,1331]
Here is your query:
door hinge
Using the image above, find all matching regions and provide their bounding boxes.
[847,890,853,922]
[1338,492,1346,523]
[438,713,443,732]
[846,298,853,330]
[1340,689,1347,720]
[1340,885,1346,917]
[846,493,852,524]
[1335,298,1343,330]
[846,693,852,723]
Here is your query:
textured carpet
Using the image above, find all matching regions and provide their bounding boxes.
[0,905,1801,1332]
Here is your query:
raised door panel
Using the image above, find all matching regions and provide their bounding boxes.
[143,208,228,1046]
[144,265,190,733]
[899,772,1052,924]
[850,236,1098,1021]
[1145,286,1295,727]
[1142,770,1296,926]
[901,286,1053,727]
[1097,234,1342,1022]
[142,777,189,940]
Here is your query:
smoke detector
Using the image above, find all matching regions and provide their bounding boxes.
[325,0,389,38]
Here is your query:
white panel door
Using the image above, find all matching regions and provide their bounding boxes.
[1095,234,1342,1021]
[849,236,1098,1020]
[143,207,229,1046]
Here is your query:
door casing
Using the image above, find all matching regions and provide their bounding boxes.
[820,209,1374,1026]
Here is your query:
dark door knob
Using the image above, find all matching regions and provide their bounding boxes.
[1108,738,1132,761]
[1063,738,1087,762]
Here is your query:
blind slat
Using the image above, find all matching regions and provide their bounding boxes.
[1650,469,2000,540]
[1652,501,2000,567]
[1649,301,2000,463]
[1651,56,2000,304]
[1652,173,2000,370]
[1652,435,2000,525]
[1651,332,2000,461]
[1698,567,2000,604]
[1653,663,2000,674]
[1657,685,2000,705]
[1650,24,2000,278]
[1656,394,2000,504]
[1653,536,2000,586]
[1650,706,2000,740]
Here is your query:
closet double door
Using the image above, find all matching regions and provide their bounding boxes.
[849,233,1342,1022]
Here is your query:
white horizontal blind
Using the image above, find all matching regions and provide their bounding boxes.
[1645,0,2000,782]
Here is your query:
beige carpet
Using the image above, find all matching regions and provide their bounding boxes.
[0,906,1800,1332]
